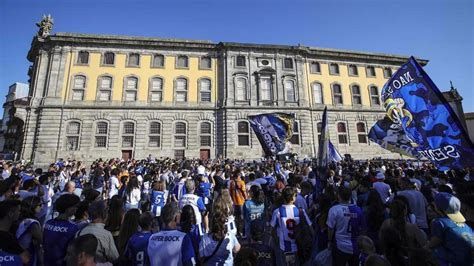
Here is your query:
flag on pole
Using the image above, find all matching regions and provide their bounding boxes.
[248,113,295,156]
[317,107,329,178]
[369,57,474,170]
[328,140,343,162]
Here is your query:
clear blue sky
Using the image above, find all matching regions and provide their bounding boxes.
[1,0,472,113]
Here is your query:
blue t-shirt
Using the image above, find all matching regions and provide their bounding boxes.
[172,180,187,201]
[43,219,79,266]
[432,217,474,265]
[0,251,22,266]
[197,182,212,205]
[125,231,153,266]
[243,200,265,223]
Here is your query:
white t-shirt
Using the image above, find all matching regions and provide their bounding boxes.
[179,194,206,225]
[147,229,196,266]
[126,188,141,205]
[373,181,391,203]
[327,204,366,254]
[109,176,120,199]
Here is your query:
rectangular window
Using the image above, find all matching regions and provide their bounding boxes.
[103,53,115,65]
[338,135,348,144]
[358,134,368,143]
[176,92,187,102]
[201,92,211,102]
[200,136,211,146]
[74,78,85,89]
[260,78,272,101]
[152,79,162,90]
[284,80,296,102]
[97,124,108,134]
[123,123,135,134]
[366,66,376,77]
[95,136,107,148]
[128,54,140,66]
[152,55,164,67]
[72,90,84,101]
[200,57,212,69]
[384,68,393,79]
[127,79,137,90]
[125,91,137,101]
[235,79,246,101]
[283,58,293,69]
[174,136,186,147]
[330,64,339,75]
[313,83,323,104]
[149,136,161,147]
[66,137,79,151]
[151,91,162,102]
[150,124,161,134]
[236,56,246,67]
[122,136,134,147]
[77,52,89,64]
[175,123,186,134]
[101,78,111,89]
[310,62,321,74]
[238,135,249,146]
[174,150,185,160]
[99,91,111,101]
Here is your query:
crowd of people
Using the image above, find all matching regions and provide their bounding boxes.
[0,155,473,266]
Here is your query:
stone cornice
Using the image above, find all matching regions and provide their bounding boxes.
[27,32,429,66]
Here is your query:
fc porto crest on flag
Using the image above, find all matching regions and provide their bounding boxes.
[369,57,474,170]
[248,113,295,156]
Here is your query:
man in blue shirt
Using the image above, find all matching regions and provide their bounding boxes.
[43,194,80,266]
[427,192,474,265]
[125,212,153,266]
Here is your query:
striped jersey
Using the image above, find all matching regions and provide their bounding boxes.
[179,194,206,226]
[150,190,168,217]
[270,204,312,253]
[147,229,196,266]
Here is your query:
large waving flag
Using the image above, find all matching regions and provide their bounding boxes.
[369,57,474,170]
[248,113,295,156]
[317,107,329,178]
[328,140,343,162]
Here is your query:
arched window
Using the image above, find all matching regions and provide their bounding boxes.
[310,62,321,74]
[150,77,163,102]
[237,121,250,146]
[77,51,89,64]
[177,55,189,68]
[149,122,161,147]
[235,77,247,101]
[102,52,115,65]
[366,66,376,77]
[370,86,380,106]
[329,63,339,75]
[383,67,393,78]
[200,56,212,69]
[72,75,86,101]
[357,122,368,143]
[289,121,300,145]
[95,121,108,148]
[122,122,135,147]
[312,82,323,104]
[175,78,188,102]
[284,79,296,102]
[348,64,358,76]
[128,53,140,67]
[66,121,80,151]
[332,84,343,105]
[98,76,112,101]
[351,84,362,105]
[174,122,187,148]
[283,58,293,69]
[199,79,211,102]
[200,122,212,147]
[337,122,348,144]
[152,54,164,68]
[124,77,138,101]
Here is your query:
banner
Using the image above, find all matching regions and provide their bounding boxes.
[328,140,343,162]
[317,107,329,178]
[369,56,474,170]
[248,113,295,156]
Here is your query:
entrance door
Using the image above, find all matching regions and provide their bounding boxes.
[200,149,210,160]
[122,150,132,161]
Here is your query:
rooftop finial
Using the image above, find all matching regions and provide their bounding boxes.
[36,14,54,38]
[450,80,455,91]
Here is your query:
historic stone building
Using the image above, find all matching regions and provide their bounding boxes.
[20,18,429,166]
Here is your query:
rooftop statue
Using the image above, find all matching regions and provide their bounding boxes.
[36,14,54,38]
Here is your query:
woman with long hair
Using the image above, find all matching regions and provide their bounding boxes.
[125,176,141,211]
[117,208,141,264]
[243,185,265,241]
[105,195,125,247]
[364,189,388,248]
[199,207,241,265]
[180,205,201,260]
[213,189,237,237]
[16,196,43,266]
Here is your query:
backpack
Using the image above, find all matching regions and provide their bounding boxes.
[294,208,313,263]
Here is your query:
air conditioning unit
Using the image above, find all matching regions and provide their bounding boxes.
[257,58,273,68]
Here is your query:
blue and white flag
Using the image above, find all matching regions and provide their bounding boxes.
[369,57,474,170]
[328,140,343,162]
[248,113,295,156]
[317,107,329,178]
